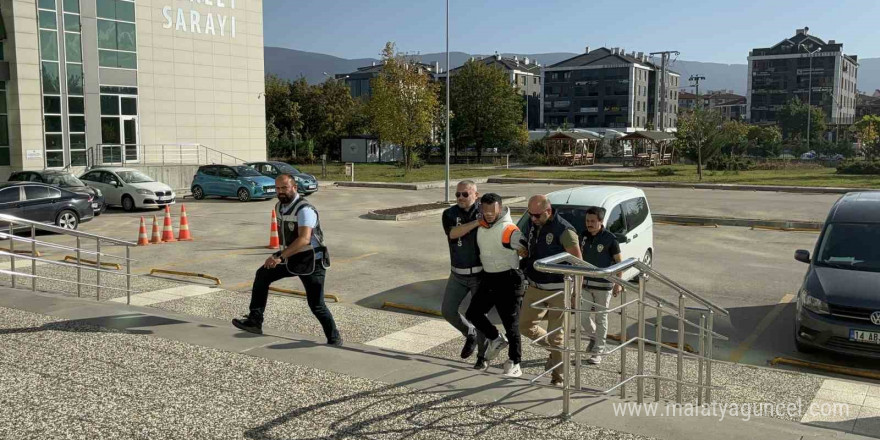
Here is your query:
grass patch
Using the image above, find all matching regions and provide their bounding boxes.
[297,163,880,189]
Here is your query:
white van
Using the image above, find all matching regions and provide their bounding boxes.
[516,186,654,281]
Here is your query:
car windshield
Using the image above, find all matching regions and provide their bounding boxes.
[234,166,263,177]
[816,223,880,273]
[45,174,85,187]
[117,171,155,184]
[275,163,301,175]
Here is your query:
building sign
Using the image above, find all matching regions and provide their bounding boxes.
[162,0,237,38]
[26,150,42,160]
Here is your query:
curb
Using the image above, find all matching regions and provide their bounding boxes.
[366,197,526,221]
[487,177,857,195]
[506,207,823,231]
[335,176,501,191]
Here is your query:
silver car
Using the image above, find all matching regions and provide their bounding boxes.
[80,167,176,212]
[794,192,880,358]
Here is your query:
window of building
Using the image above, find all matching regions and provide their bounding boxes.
[97,0,137,69]
[38,0,65,167]
[100,86,138,162]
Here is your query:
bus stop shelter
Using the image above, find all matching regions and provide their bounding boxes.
[617,131,677,167]
[543,131,601,166]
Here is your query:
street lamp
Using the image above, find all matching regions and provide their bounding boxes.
[444,0,450,203]
[799,45,822,152]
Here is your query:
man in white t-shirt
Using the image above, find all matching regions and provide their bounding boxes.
[233,174,341,345]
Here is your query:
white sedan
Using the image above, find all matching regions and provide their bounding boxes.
[80,167,176,211]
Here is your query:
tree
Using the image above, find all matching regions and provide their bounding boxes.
[718,120,749,156]
[264,74,302,158]
[778,98,827,143]
[851,115,880,160]
[675,107,725,180]
[368,42,439,171]
[449,60,526,161]
[747,125,782,158]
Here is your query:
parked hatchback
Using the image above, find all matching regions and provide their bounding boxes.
[794,192,880,358]
[245,161,319,195]
[191,165,276,202]
[8,170,105,215]
[0,182,94,230]
[80,168,175,211]
[516,186,654,281]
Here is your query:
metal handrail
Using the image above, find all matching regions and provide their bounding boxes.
[0,233,136,262]
[531,252,728,415]
[0,214,135,247]
[88,143,248,168]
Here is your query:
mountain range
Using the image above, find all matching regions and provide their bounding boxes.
[265,47,880,97]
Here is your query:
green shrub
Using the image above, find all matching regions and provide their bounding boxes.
[837,160,880,175]
[655,167,676,176]
[705,155,755,171]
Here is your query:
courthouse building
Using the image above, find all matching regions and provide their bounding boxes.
[0,0,266,177]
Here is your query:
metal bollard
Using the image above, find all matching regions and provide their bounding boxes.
[574,275,582,391]
[655,303,662,402]
[9,223,15,288]
[619,286,627,398]
[697,314,705,406]
[637,274,646,404]
[562,276,572,416]
[76,236,82,297]
[96,240,101,300]
[125,246,131,305]
[676,294,685,404]
[31,225,36,291]
[706,310,714,403]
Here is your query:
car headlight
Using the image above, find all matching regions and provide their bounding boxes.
[95,189,102,197]
[136,189,153,196]
[801,288,830,315]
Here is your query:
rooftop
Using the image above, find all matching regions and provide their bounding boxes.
[548,47,680,75]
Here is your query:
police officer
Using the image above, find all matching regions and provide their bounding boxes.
[580,206,623,365]
[232,174,342,346]
[441,180,489,368]
[519,195,582,386]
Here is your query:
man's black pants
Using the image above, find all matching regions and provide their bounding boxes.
[465,269,525,364]
[248,263,340,343]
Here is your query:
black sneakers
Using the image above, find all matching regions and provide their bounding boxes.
[460,334,477,359]
[473,357,489,371]
[328,338,344,347]
[232,315,263,335]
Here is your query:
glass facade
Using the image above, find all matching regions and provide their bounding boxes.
[66,0,86,165]
[97,0,137,69]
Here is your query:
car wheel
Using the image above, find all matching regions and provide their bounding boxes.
[122,195,135,212]
[192,185,205,200]
[56,210,79,230]
[237,188,251,202]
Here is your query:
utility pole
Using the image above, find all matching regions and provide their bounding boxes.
[689,74,706,108]
[444,0,450,203]
[650,51,679,130]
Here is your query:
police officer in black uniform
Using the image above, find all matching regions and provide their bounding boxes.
[519,194,582,386]
[441,180,489,368]
[232,174,341,346]
[579,206,623,365]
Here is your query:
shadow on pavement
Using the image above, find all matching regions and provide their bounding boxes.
[354,278,448,310]
[0,313,188,336]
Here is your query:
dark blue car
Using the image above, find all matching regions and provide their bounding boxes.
[191,165,277,202]
[245,161,319,195]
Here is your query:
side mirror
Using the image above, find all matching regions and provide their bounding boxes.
[614,233,630,244]
[794,249,811,264]
[109,180,119,187]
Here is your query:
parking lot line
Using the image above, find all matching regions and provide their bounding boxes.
[729,293,795,363]
[364,319,461,354]
[109,285,218,306]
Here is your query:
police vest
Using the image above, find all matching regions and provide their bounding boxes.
[580,228,617,290]
[443,204,482,275]
[276,198,329,277]
[522,212,576,290]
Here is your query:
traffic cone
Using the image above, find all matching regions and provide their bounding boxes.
[267,210,280,249]
[161,205,177,242]
[136,217,150,246]
[150,215,163,244]
[176,205,193,241]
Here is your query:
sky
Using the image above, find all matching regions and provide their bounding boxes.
[263,0,880,63]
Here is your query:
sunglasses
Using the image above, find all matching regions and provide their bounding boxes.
[528,211,546,219]
[455,192,470,198]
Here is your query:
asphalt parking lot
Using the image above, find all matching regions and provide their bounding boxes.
[7,183,875,374]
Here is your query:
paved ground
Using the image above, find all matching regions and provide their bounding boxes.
[2,289,874,440]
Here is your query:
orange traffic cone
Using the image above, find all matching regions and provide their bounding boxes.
[150,215,163,244]
[176,205,193,241]
[161,205,177,242]
[267,210,280,249]
[136,217,150,246]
